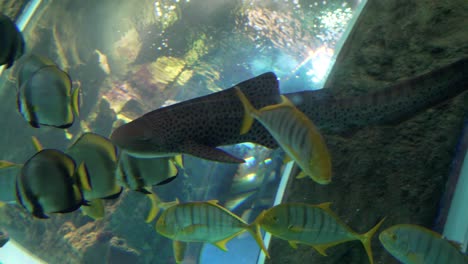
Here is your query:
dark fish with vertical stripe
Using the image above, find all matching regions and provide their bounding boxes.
[0,13,24,69]
[16,63,81,128]
[257,202,385,264]
[379,224,468,264]
[15,149,88,219]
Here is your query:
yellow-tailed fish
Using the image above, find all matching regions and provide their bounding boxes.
[15,149,89,219]
[17,64,80,128]
[66,133,122,220]
[94,49,111,75]
[235,87,332,184]
[256,202,385,264]
[156,200,270,258]
[379,224,468,264]
[0,13,24,69]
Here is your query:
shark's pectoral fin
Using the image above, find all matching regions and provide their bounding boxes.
[182,141,245,163]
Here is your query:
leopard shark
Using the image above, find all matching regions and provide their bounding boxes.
[110,57,468,163]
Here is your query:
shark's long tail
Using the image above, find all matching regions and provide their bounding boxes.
[288,57,468,135]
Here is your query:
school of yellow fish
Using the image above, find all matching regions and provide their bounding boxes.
[1,12,467,264]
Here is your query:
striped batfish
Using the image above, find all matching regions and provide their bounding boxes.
[379,224,468,264]
[66,132,122,220]
[15,149,90,219]
[256,202,385,264]
[156,200,270,260]
[235,87,332,184]
[0,13,24,69]
[116,152,182,223]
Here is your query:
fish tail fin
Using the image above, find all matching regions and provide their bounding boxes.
[0,160,22,169]
[234,87,258,135]
[81,199,105,220]
[145,191,161,223]
[172,155,184,169]
[71,85,81,117]
[247,211,270,258]
[358,217,386,264]
[31,136,44,151]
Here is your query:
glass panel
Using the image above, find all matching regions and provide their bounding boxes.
[0,0,366,263]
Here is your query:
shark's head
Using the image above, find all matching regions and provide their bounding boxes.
[110,118,166,158]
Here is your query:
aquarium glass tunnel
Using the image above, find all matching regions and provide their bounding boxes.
[0,0,467,264]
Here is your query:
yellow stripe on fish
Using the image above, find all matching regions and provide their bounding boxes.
[379,224,468,264]
[156,200,269,258]
[256,202,385,264]
[235,87,332,184]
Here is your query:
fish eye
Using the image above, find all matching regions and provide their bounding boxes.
[272,216,278,222]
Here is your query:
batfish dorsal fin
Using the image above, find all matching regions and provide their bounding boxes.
[181,141,245,163]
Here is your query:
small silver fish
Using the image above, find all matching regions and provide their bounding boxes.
[17,65,80,128]
[15,149,89,219]
[0,13,24,69]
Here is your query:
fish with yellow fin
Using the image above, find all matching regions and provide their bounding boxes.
[16,60,81,128]
[66,132,122,220]
[235,87,332,184]
[156,200,270,260]
[15,149,90,219]
[379,224,468,264]
[116,152,182,193]
[0,13,24,69]
[256,202,385,264]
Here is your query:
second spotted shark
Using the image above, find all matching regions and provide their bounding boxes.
[111,58,468,163]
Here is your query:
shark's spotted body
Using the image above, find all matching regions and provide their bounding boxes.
[111,72,282,163]
[111,58,468,162]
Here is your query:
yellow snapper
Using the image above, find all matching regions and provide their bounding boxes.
[0,13,24,69]
[17,65,80,128]
[257,202,385,264]
[66,133,122,219]
[235,87,332,184]
[379,224,468,264]
[15,149,89,219]
[156,200,270,258]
